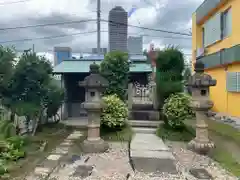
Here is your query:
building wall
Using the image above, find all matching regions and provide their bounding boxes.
[53,47,72,66]
[192,0,240,117]
[92,48,107,54]
[128,36,143,55]
[108,6,128,52]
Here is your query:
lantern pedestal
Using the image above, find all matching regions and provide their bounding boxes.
[186,61,216,155]
[79,63,109,153]
[82,138,109,153]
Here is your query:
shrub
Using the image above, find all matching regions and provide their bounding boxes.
[155,46,185,107]
[162,93,194,129]
[45,80,64,119]
[0,120,16,138]
[101,94,128,129]
[100,51,129,101]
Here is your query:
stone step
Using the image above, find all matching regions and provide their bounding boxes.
[130,133,177,173]
[132,127,157,134]
[129,120,162,128]
[132,104,154,111]
[129,110,160,121]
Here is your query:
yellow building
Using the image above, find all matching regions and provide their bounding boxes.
[192,0,240,117]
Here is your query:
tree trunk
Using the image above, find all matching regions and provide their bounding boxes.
[31,117,40,136]
[10,111,15,122]
[25,116,30,135]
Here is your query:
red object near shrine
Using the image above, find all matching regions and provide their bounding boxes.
[148,43,158,81]
[148,43,157,67]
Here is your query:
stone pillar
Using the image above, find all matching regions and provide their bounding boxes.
[61,75,68,120]
[79,63,109,153]
[187,61,216,155]
[128,83,133,110]
[151,83,159,110]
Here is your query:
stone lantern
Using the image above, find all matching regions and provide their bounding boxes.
[79,62,109,153]
[187,61,217,155]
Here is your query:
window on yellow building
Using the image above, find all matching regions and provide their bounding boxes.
[203,13,221,47]
[221,8,232,39]
[226,72,240,92]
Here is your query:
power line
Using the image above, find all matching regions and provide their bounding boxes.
[0,18,192,36]
[0,19,97,31]
[100,30,191,40]
[0,30,98,44]
[0,0,33,5]
[102,19,192,36]
[0,30,191,44]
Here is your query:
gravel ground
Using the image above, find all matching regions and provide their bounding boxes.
[48,141,238,180]
[166,141,238,180]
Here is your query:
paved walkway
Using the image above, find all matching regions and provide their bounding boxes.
[25,130,84,180]
[130,133,177,174]
[23,130,238,180]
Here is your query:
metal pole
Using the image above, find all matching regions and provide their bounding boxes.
[97,0,101,55]
[32,44,35,53]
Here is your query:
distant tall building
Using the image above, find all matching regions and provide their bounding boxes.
[128,36,143,55]
[108,6,128,52]
[54,47,72,66]
[92,48,107,54]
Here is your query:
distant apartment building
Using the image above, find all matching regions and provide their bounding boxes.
[92,48,107,54]
[128,36,143,55]
[108,6,128,52]
[54,47,72,66]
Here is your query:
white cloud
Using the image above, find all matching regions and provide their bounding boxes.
[0,0,205,62]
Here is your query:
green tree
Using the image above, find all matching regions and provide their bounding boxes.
[0,46,16,97]
[45,78,64,120]
[156,46,185,107]
[100,51,129,101]
[183,67,192,82]
[7,52,53,135]
[0,46,16,122]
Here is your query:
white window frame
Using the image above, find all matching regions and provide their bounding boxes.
[221,8,232,39]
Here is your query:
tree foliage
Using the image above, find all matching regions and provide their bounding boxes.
[0,47,64,135]
[0,46,16,98]
[45,79,64,118]
[155,46,185,107]
[7,52,52,118]
[100,51,129,101]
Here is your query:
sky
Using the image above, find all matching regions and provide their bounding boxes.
[0,0,204,63]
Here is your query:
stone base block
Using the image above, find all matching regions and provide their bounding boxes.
[131,150,177,174]
[187,139,215,155]
[130,134,177,173]
[129,110,160,121]
[81,138,109,153]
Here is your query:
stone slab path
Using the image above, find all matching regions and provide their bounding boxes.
[24,130,83,180]
[22,130,238,180]
[130,133,177,174]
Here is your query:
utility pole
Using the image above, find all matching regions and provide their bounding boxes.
[32,44,35,53]
[97,0,101,55]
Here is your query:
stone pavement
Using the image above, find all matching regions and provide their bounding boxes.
[25,130,83,180]
[130,133,177,174]
[22,130,238,180]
